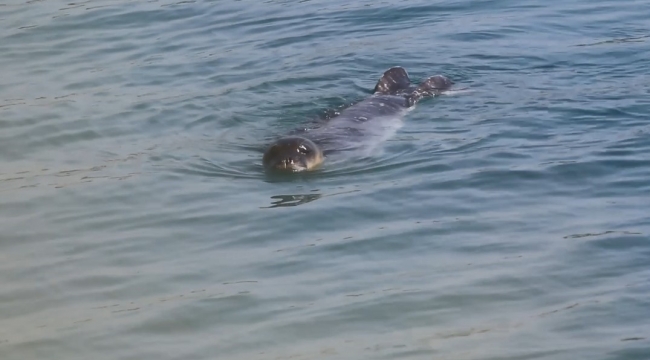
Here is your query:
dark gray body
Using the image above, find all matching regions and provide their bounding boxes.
[293,68,451,155]
[295,94,412,155]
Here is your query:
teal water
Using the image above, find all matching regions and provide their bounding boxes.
[1,0,650,359]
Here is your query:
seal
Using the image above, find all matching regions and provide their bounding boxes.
[263,67,453,172]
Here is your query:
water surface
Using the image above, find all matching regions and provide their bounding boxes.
[1,0,650,359]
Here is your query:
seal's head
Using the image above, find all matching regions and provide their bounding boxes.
[263,137,324,172]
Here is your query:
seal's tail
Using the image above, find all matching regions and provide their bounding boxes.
[407,75,454,106]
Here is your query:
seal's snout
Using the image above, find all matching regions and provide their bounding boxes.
[278,157,299,169]
[263,136,324,172]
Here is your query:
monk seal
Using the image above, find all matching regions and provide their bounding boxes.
[263,67,453,172]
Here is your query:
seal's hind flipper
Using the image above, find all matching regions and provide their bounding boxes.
[373,67,411,95]
[407,75,453,106]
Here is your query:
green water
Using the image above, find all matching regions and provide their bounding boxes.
[1,0,650,359]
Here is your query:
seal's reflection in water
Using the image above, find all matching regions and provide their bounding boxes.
[262,189,360,209]
[263,194,323,208]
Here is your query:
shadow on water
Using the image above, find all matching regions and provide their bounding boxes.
[261,189,362,209]
[261,187,360,209]
[262,193,323,208]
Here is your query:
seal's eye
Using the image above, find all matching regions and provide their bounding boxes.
[297,145,310,154]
